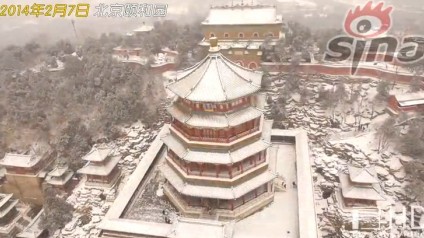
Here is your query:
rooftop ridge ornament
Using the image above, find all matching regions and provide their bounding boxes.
[209,37,220,53]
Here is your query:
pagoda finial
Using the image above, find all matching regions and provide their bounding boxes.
[209,37,219,53]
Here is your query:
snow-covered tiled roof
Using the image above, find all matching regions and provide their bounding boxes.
[82,145,114,162]
[0,194,18,218]
[160,163,275,200]
[168,104,263,128]
[0,153,41,168]
[347,165,379,184]
[339,173,385,201]
[203,5,282,25]
[47,164,69,177]
[395,92,424,107]
[78,156,120,176]
[162,132,270,164]
[133,25,154,32]
[0,194,13,208]
[45,169,74,186]
[166,52,262,102]
[16,209,44,238]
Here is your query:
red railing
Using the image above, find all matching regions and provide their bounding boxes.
[172,124,259,144]
[167,151,266,179]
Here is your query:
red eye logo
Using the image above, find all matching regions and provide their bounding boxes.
[344,1,393,39]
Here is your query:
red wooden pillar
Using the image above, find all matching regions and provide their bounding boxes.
[200,163,204,176]
[228,165,232,178]
[216,164,220,178]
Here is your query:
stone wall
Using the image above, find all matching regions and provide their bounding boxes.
[3,174,44,206]
[262,63,424,86]
[222,49,262,69]
[202,24,281,40]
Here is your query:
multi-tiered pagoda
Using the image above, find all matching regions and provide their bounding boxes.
[160,38,275,220]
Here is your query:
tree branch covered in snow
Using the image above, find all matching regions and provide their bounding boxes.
[0,32,166,167]
[376,117,398,153]
[40,187,74,234]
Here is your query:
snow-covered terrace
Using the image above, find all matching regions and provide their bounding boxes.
[99,126,230,237]
[271,129,319,238]
[99,125,318,238]
[99,126,171,236]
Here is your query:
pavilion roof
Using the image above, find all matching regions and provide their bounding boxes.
[78,156,120,176]
[47,163,69,177]
[202,5,282,25]
[45,171,74,186]
[160,163,275,200]
[166,52,262,103]
[82,145,114,162]
[347,165,379,184]
[339,173,385,201]
[168,104,263,128]
[0,153,41,168]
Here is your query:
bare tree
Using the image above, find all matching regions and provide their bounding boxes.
[405,161,424,203]
[40,187,74,234]
[391,65,398,90]
[410,75,423,92]
[400,120,424,157]
[376,80,391,100]
[376,117,397,153]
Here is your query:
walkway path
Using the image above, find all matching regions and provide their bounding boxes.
[233,144,299,238]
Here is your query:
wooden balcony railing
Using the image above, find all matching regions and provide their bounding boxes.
[172,124,260,144]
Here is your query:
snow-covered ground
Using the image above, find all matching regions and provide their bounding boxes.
[55,69,423,237]
[59,122,161,238]
[234,144,298,238]
[267,73,423,237]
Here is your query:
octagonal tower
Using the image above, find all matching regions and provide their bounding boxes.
[160,38,275,220]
